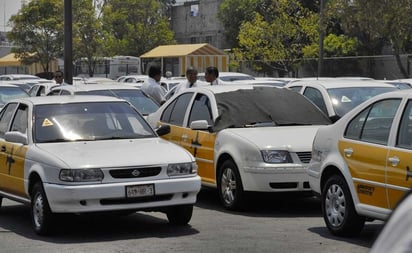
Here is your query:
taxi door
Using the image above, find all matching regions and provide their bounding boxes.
[386,100,412,209]
[0,103,27,197]
[339,99,401,209]
[182,93,216,185]
[158,92,217,184]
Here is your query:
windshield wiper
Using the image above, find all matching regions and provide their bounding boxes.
[244,122,276,127]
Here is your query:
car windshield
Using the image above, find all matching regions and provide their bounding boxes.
[0,87,29,106]
[111,89,160,115]
[213,86,331,131]
[327,87,397,117]
[34,101,156,143]
[219,76,255,81]
[76,89,160,115]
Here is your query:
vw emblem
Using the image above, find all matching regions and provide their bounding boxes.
[131,169,141,177]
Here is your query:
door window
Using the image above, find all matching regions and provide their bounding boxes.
[345,99,401,145]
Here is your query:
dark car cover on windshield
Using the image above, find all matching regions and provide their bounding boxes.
[213,86,332,132]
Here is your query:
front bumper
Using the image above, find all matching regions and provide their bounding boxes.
[242,164,311,192]
[44,176,201,213]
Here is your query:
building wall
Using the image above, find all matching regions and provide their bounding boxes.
[171,0,230,50]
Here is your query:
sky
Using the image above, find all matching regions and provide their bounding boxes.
[0,0,22,32]
[0,0,190,32]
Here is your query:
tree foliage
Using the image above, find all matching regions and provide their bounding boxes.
[101,0,176,56]
[72,0,104,77]
[7,0,64,73]
[233,0,319,75]
[327,0,412,77]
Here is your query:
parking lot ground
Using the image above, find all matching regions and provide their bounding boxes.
[0,189,383,253]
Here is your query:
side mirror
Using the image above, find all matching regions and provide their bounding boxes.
[5,131,28,145]
[190,120,209,130]
[156,125,170,136]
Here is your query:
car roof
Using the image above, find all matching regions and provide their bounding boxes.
[184,83,282,94]
[286,79,396,89]
[0,74,41,80]
[10,94,124,105]
[53,83,140,92]
[0,81,24,87]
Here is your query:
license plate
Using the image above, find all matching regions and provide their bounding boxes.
[126,184,154,198]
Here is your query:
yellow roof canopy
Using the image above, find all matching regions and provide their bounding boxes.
[140,43,227,58]
[0,53,22,66]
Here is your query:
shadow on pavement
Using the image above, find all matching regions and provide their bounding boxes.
[0,200,199,243]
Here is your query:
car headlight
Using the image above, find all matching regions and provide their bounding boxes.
[167,162,197,176]
[59,168,104,182]
[261,150,292,164]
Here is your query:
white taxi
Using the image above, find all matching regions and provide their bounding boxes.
[147,85,332,210]
[0,95,200,235]
[308,89,412,236]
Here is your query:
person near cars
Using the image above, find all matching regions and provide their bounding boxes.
[205,66,220,85]
[53,70,64,85]
[174,66,200,94]
[141,65,166,105]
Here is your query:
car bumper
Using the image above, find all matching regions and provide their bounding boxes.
[306,161,322,194]
[242,165,311,192]
[44,176,201,213]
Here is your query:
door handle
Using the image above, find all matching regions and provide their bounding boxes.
[343,148,353,157]
[182,134,188,142]
[1,146,6,152]
[388,156,400,166]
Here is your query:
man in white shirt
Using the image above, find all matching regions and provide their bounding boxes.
[205,66,220,85]
[141,65,166,105]
[174,67,199,94]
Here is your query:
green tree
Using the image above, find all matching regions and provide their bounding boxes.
[7,0,64,73]
[72,0,105,77]
[328,0,412,77]
[101,0,176,57]
[234,0,319,75]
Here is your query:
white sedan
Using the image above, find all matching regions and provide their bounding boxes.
[0,95,200,235]
[147,85,332,210]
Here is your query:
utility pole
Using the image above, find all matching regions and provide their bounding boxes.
[64,0,73,84]
[317,0,325,78]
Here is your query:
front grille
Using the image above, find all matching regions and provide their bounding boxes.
[297,152,312,163]
[109,167,162,178]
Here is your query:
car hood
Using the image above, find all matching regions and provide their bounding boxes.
[221,126,322,150]
[34,138,193,168]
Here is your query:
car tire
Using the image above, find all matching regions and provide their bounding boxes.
[166,204,193,225]
[217,159,245,211]
[322,174,365,236]
[31,182,55,235]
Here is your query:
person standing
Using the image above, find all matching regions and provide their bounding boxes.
[141,65,166,105]
[174,66,199,94]
[205,66,219,85]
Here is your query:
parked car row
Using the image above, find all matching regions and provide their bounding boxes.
[0,73,409,243]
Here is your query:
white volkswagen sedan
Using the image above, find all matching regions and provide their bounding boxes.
[0,95,200,235]
[147,85,332,210]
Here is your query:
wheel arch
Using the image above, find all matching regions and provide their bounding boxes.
[216,153,235,178]
[320,165,344,192]
[28,171,42,196]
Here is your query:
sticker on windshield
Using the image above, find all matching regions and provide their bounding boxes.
[341,96,352,102]
[42,118,54,127]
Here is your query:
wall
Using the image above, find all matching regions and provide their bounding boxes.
[171,0,230,50]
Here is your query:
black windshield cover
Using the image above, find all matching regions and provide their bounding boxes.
[213,86,331,131]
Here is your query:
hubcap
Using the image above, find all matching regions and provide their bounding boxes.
[33,193,44,229]
[325,183,346,227]
[221,168,236,205]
